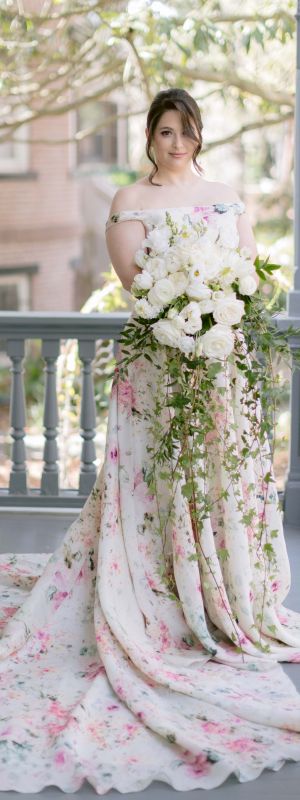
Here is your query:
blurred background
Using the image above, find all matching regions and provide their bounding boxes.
[0,0,297,493]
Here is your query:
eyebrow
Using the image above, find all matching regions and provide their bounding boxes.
[158,125,196,132]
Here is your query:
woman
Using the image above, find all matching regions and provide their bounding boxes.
[0,88,299,793]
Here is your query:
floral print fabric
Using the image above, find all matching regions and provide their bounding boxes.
[0,205,300,793]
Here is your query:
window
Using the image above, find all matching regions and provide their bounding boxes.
[76,101,119,166]
[0,267,36,311]
[0,124,29,174]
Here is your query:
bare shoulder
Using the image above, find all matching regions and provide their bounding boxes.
[108,182,144,215]
[209,180,242,204]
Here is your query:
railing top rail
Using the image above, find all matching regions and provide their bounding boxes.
[0,311,130,339]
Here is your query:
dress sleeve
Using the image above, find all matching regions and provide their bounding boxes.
[105,210,144,231]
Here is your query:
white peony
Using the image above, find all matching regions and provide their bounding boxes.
[238,274,258,295]
[134,298,162,319]
[200,324,235,359]
[213,295,245,326]
[132,271,153,290]
[186,280,212,301]
[179,302,203,334]
[148,278,176,307]
[142,226,170,255]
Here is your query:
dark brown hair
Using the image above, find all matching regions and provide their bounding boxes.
[146,88,204,186]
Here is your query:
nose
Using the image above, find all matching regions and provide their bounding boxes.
[171,133,186,151]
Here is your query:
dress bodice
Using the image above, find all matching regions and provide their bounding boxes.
[105,201,245,249]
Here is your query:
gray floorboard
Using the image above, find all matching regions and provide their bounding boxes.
[0,526,299,798]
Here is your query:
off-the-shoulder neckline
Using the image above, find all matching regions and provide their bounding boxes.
[109,201,244,215]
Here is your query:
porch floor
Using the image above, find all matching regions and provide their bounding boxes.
[0,524,299,799]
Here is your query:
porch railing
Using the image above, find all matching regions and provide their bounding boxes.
[0,311,129,508]
[0,311,299,525]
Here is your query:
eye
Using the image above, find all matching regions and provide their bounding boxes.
[161,130,171,136]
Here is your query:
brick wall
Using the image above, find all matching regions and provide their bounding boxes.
[0,114,81,311]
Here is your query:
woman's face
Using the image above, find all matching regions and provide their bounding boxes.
[146,109,198,171]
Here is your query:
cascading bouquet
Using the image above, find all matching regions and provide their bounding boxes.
[116,211,299,655]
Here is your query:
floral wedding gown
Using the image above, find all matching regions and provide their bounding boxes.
[1,201,300,793]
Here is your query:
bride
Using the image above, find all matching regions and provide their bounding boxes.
[0,87,300,794]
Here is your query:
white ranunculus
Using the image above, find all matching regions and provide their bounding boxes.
[238,274,258,295]
[200,323,235,359]
[168,271,189,297]
[179,301,203,334]
[213,295,245,326]
[148,278,176,307]
[142,226,170,255]
[152,318,183,347]
[133,271,153,290]
[186,281,211,301]
[134,298,162,319]
[146,256,168,280]
[135,248,148,269]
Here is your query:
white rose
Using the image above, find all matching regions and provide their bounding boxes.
[200,324,235,359]
[146,256,168,280]
[134,298,161,319]
[238,274,258,295]
[213,295,245,326]
[197,298,215,314]
[148,278,175,307]
[152,318,182,347]
[168,271,189,297]
[142,226,170,255]
[179,302,203,334]
[133,271,153,290]
[178,335,196,355]
[186,280,211,301]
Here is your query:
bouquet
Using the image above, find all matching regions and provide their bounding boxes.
[131,211,258,360]
[116,211,298,655]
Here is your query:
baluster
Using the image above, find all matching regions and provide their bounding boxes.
[7,338,27,494]
[78,339,97,494]
[41,339,60,495]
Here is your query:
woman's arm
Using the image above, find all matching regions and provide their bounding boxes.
[105,188,145,292]
[236,209,258,262]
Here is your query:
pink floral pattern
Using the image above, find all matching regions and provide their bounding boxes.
[0,205,300,793]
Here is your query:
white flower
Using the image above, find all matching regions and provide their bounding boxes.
[132,271,153,290]
[200,324,235,359]
[238,274,258,295]
[186,280,212,301]
[152,318,183,347]
[134,298,161,319]
[148,278,175,307]
[142,226,170,255]
[213,295,245,326]
[146,256,168,280]
[194,338,204,357]
[178,335,196,355]
[197,298,215,314]
[179,302,203,334]
[135,248,148,269]
[168,271,189,297]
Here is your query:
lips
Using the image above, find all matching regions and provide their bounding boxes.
[170,153,187,157]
